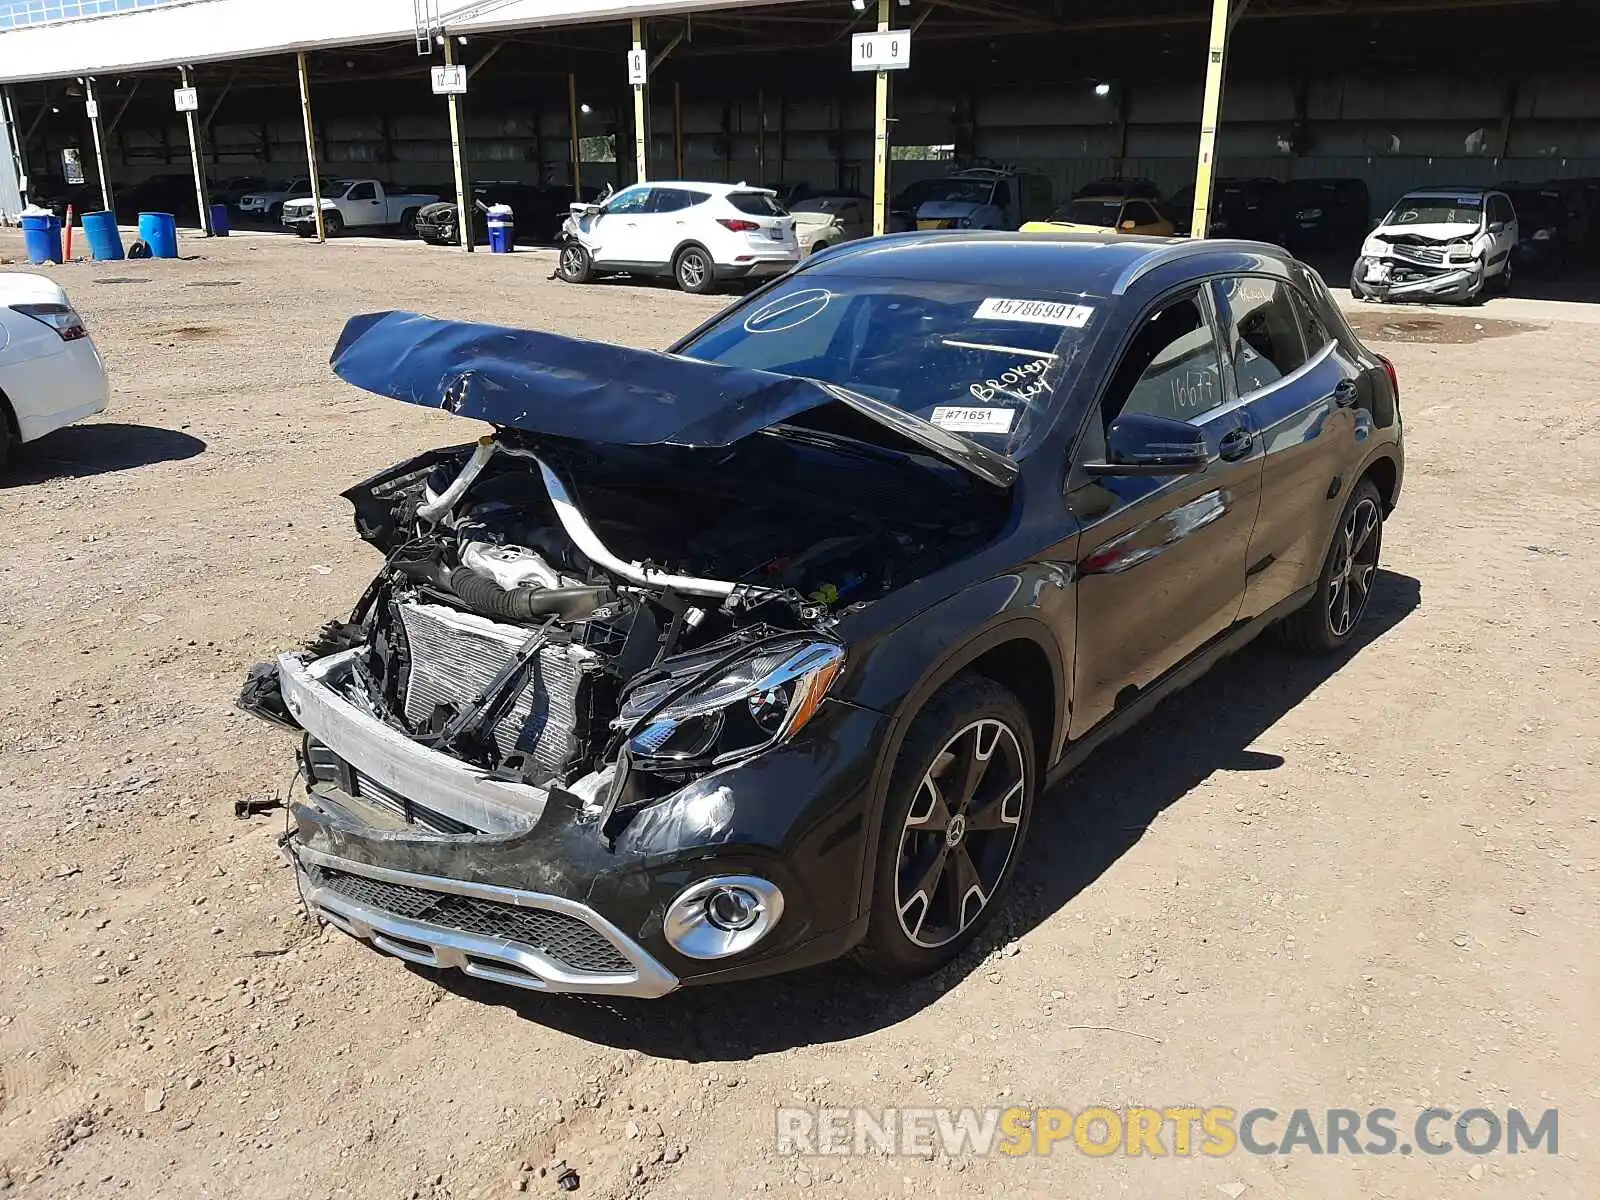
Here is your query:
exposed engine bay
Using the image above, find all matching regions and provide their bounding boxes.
[256,426,1007,835]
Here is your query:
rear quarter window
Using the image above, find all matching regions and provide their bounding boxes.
[728,192,788,217]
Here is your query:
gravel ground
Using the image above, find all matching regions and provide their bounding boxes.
[0,231,1596,1200]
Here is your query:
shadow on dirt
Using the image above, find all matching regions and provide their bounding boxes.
[425,569,1422,1058]
[4,422,206,486]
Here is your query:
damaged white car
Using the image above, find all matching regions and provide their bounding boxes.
[1351,187,1517,303]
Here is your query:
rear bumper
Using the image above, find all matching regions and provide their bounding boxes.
[15,339,110,443]
[713,255,798,281]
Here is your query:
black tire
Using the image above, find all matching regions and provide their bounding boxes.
[855,673,1036,978]
[673,245,716,294]
[1349,269,1371,301]
[267,202,283,222]
[1277,477,1384,654]
[294,223,316,239]
[398,208,420,236]
[0,402,13,474]
[809,241,830,255]
[556,241,594,284]
[323,211,344,237]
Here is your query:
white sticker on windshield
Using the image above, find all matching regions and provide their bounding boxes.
[930,406,1016,434]
[973,297,1093,327]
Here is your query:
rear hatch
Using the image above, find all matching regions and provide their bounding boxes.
[724,190,797,250]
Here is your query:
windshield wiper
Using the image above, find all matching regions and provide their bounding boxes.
[814,382,1019,489]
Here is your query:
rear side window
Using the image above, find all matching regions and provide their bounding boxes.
[1289,287,1332,353]
[1214,277,1308,395]
[728,192,787,216]
[1123,201,1160,226]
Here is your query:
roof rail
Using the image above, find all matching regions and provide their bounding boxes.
[1112,237,1286,295]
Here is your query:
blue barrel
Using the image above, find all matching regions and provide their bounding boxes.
[208,203,230,237]
[21,213,63,265]
[137,212,179,259]
[486,203,514,253]
[82,210,125,261]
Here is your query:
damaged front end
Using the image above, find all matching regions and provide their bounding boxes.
[241,313,1010,995]
[1354,230,1488,302]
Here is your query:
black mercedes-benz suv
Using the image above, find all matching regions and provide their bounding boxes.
[241,232,1403,997]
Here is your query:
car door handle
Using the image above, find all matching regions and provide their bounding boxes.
[1333,379,1360,408]
[1218,426,1254,462]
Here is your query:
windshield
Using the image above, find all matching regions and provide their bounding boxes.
[1386,196,1484,226]
[1051,199,1121,226]
[896,178,997,208]
[677,277,1096,458]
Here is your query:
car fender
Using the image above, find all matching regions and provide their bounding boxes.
[839,576,1071,921]
[669,238,714,268]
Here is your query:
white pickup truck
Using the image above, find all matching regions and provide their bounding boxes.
[281,179,441,237]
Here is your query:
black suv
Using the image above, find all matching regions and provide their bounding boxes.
[1282,177,1371,251]
[245,233,1402,996]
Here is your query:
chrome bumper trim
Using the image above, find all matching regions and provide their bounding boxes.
[290,843,680,998]
[277,650,546,835]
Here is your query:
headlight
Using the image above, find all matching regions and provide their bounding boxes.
[1360,239,1385,259]
[1533,227,1553,241]
[1447,241,1475,262]
[617,640,844,766]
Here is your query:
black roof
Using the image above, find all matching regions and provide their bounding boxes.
[802,231,1298,298]
[1400,186,1494,197]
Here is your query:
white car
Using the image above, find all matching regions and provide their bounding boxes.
[892,167,1055,232]
[0,274,108,469]
[556,182,799,293]
[790,194,870,254]
[1351,187,1518,303]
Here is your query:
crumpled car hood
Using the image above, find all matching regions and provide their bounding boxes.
[330,311,1017,486]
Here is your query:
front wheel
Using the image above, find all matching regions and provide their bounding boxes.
[1277,477,1384,654]
[855,673,1035,978]
[323,211,344,237]
[556,241,594,283]
[673,246,715,294]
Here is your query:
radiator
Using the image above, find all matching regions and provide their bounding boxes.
[396,601,595,776]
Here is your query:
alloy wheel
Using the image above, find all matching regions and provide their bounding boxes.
[678,251,708,289]
[894,718,1026,949]
[559,245,585,277]
[1327,496,1380,637]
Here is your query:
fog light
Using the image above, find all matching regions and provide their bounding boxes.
[663,875,784,959]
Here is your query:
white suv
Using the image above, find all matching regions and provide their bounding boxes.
[557,182,800,293]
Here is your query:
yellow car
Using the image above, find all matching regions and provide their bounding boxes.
[1021,195,1176,237]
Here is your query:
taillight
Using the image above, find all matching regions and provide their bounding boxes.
[717,218,761,232]
[11,302,87,341]
[1376,352,1398,401]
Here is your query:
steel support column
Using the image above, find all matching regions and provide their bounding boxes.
[871,0,890,236]
[568,72,582,193]
[85,77,113,214]
[632,18,647,183]
[1190,0,1245,239]
[444,34,472,250]
[179,66,211,234]
[296,51,325,242]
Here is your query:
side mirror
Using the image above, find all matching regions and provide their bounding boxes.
[1487,220,1506,233]
[1084,413,1209,477]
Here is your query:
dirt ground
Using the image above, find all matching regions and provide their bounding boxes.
[0,231,1595,1200]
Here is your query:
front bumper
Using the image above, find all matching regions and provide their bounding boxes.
[1354,255,1483,302]
[415,221,457,245]
[269,648,887,995]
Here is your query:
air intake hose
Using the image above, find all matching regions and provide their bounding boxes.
[447,567,612,622]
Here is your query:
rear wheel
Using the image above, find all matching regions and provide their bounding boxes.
[556,241,594,283]
[0,402,13,473]
[855,674,1035,978]
[673,245,715,294]
[398,208,420,236]
[1278,477,1384,654]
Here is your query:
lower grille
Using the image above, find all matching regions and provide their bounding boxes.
[397,602,593,775]
[319,868,632,974]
